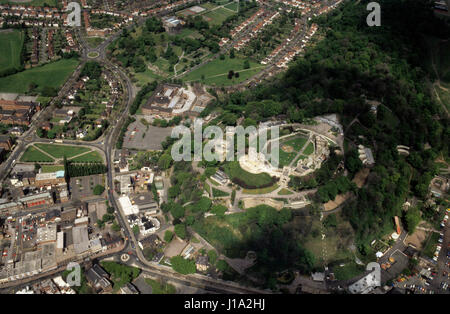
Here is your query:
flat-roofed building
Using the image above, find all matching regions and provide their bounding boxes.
[131,192,158,213]
[35,170,65,187]
[36,224,57,244]
[118,196,139,216]
[19,192,53,208]
[56,231,64,249]
[0,201,22,215]
[72,226,90,255]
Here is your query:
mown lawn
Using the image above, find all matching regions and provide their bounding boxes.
[70,151,103,163]
[0,29,24,73]
[224,1,239,11]
[145,278,176,294]
[20,146,54,162]
[35,143,90,159]
[41,165,64,172]
[278,136,308,167]
[212,188,230,197]
[303,142,314,155]
[278,188,294,195]
[242,184,279,195]
[333,261,366,281]
[222,161,276,189]
[183,56,262,86]
[0,58,78,94]
[203,7,236,25]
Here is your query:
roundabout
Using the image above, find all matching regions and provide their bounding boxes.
[120,254,130,262]
[87,51,100,59]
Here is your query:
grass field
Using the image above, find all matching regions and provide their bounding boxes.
[86,37,104,48]
[224,1,239,11]
[20,146,54,162]
[183,56,262,86]
[223,161,276,189]
[0,58,78,94]
[278,136,308,167]
[145,278,176,294]
[303,142,314,155]
[35,143,90,159]
[333,261,365,280]
[0,30,24,73]
[202,7,236,25]
[212,188,230,197]
[41,165,64,172]
[278,188,294,195]
[242,184,279,195]
[178,28,204,40]
[70,151,103,163]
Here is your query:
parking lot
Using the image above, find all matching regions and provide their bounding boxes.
[432,209,450,293]
[69,175,105,199]
[123,118,173,151]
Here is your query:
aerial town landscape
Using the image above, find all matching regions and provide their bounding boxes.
[0,0,448,300]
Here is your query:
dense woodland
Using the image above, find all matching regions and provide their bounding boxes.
[200,0,450,258]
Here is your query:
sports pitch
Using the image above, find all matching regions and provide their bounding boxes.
[0,30,24,73]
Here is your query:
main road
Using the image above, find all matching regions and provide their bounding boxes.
[75,24,269,294]
[0,16,269,293]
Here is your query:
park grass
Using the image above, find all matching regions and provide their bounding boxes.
[69,151,103,163]
[179,28,204,40]
[203,67,263,86]
[202,7,236,26]
[0,29,24,73]
[223,161,275,189]
[333,261,366,281]
[242,184,279,195]
[86,37,104,48]
[303,142,314,155]
[278,136,308,167]
[20,146,54,162]
[40,165,64,172]
[278,188,294,195]
[423,232,440,259]
[212,187,230,197]
[36,96,52,108]
[35,143,91,159]
[145,278,176,294]
[224,1,239,11]
[182,55,262,86]
[0,58,78,94]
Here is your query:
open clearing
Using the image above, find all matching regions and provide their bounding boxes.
[20,146,54,162]
[70,151,103,163]
[202,7,236,25]
[223,161,276,189]
[35,143,90,159]
[41,165,64,172]
[278,136,308,167]
[182,56,262,86]
[0,29,24,73]
[0,58,78,94]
